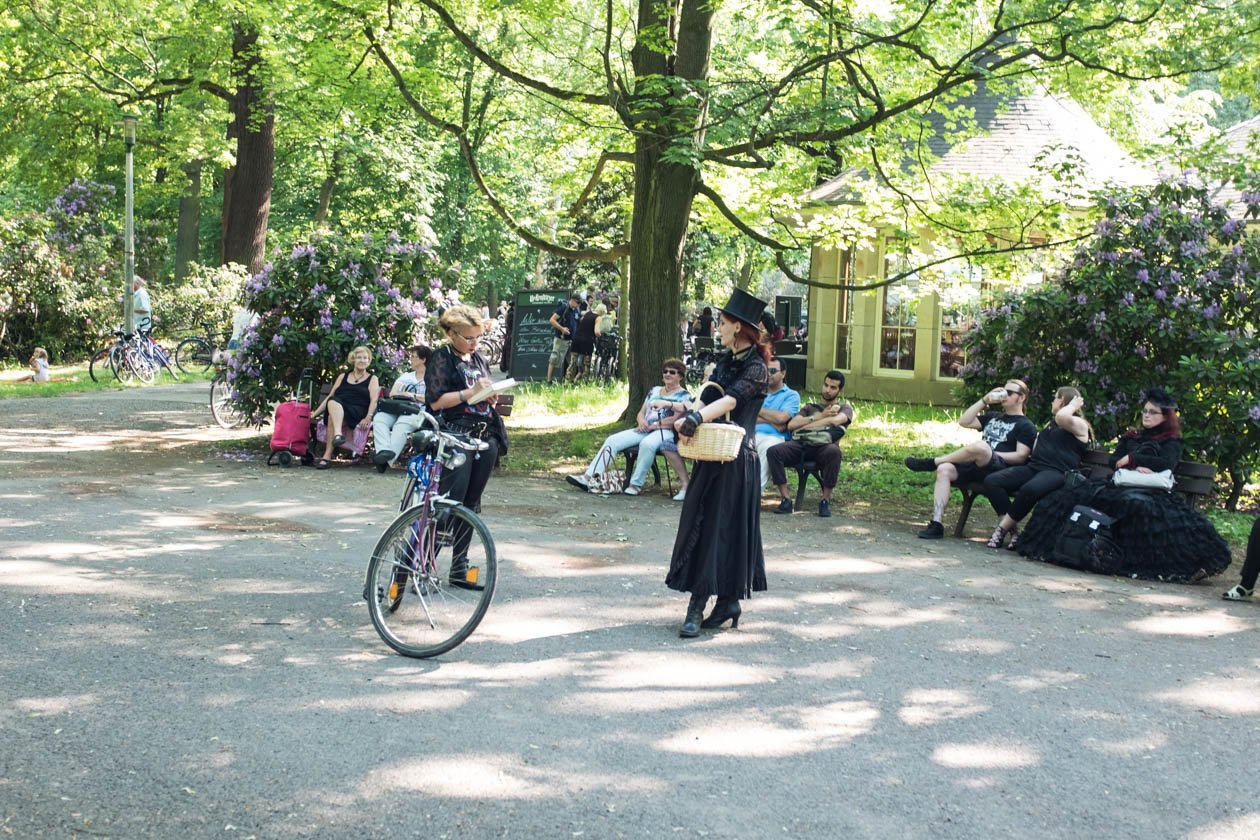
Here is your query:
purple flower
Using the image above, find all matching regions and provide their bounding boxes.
[360,290,375,307]
[1154,288,1168,301]
[1250,405,1260,422]
[1241,190,1260,206]
[272,334,284,347]
[1075,294,1089,305]
[1136,269,1149,283]
[319,308,333,328]
[1121,292,1135,307]
[340,319,354,333]
[306,341,320,356]
[291,244,316,260]
[1202,303,1220,320]
[279,316,291,327]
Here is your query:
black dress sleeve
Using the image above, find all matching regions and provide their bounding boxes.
[723,356,768,406]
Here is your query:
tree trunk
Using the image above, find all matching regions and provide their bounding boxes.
[1226,466,1245,512]
[174,160,202,282]
[623,0,715,417]
[220,21,274,273]
[314,149,342,225]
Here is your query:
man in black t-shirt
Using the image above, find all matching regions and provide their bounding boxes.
[546,292,580,384]
[904,379,1037,539]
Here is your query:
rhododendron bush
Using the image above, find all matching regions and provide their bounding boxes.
[228,230,455,424]
[961,177,1260,507]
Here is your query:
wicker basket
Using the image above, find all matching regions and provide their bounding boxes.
[676,384,746,463]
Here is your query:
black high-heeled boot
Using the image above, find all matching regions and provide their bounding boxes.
[701,597,741,629]
[679,593,707,638]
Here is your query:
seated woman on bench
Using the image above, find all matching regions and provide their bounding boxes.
[980,386,1091,549]
[1017,388,1231,582]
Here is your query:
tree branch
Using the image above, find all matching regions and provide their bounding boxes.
[365,26,629,263]
[414,0,611,107]
[568,150,634,216]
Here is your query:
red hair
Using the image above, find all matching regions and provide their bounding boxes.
[734,320,772,364]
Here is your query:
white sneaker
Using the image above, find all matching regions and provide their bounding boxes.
[623,485,641,496]
[673,488,687,501]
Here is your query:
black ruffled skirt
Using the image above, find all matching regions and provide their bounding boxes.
[666,438,766,598]
[1018,481,1231,582]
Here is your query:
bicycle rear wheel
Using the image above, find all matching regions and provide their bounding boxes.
[88,346,115,383]
[109,345,134,384]
[209,374,245,429]
[364,502,496,658]
[126,347,158,384]
[175,337,213,375]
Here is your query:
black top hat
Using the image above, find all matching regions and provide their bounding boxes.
[717,288,768,329]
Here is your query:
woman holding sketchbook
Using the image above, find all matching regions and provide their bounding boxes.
[425,305,511,586]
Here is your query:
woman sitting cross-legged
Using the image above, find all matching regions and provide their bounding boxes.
[1016,387,1231,582]
[310,345,380,470]
[566,359,691,499]
[980,386,1091,549]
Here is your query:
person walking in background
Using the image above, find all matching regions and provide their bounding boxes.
[565,301,599,382]
[132,276,152,331]
[667,288,769,638]
[546,292,580,384]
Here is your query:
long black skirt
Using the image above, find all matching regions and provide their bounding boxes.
[1018,481,1231,582]
[666,440,767,599]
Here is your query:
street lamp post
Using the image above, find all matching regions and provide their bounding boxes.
[122,115,137,334]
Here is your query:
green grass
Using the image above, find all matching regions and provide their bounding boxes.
[501,387,1257,553]
[0,361,212,399]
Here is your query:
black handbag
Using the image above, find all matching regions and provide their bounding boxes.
[378,397,423,416]
[1052,505,1121,573]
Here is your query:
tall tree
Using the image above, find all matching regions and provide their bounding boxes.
[366,0,1258,411]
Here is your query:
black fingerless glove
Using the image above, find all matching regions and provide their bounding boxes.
[678,410,703,437]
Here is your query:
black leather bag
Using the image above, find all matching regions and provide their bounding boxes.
[378,397,422,416]
[1052,505,1121,573]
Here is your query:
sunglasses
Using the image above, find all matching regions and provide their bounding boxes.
[662,369,682,376]
[767,367,781,374]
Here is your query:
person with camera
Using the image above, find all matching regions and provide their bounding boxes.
[904,379,1037,539]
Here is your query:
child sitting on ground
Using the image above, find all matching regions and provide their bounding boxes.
[16,348,50,383]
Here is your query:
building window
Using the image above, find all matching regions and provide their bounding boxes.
[937,260,983,379]
[879,245,917,372]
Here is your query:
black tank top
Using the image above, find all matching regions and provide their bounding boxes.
[1029,422,1087,473]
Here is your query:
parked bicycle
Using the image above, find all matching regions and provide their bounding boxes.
[120,330,178,385]
[363,412,497,658]
[88,329,129,383]
[209,359,246,429]
[175,320,230,375]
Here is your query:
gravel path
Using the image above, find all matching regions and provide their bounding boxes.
[0,383,1256,839]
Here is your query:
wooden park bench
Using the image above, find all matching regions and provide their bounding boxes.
[952,449,1217,537]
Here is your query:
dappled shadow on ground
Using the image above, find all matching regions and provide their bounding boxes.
[2,448,1258,838]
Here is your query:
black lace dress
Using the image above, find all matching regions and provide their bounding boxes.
[1017,431,1231,582]
[666,348,768,599]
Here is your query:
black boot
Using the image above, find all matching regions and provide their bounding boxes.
[680,593,706,638]
[701,597,741,629]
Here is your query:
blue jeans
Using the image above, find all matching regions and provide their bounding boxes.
[585,428,651,476]
[628,430,679,487]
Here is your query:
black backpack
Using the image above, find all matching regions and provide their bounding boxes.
[1052,505,1122,574]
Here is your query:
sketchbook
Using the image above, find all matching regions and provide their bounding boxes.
[468,377,517,405]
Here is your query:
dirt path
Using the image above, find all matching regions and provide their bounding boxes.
[1,383,1257,839]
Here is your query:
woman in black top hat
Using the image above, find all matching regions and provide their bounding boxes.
[666,288,770,637]
[1017,387,1230,582]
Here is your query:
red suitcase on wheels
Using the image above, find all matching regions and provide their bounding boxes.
[267,371,314,467]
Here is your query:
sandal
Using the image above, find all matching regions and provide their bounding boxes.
[1222,584,1254,601]
[332,434,346,446]
[985,525,1011,549]
[314,458,331,470]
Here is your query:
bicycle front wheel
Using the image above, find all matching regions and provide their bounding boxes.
[364,502,497,659]
[126,347,157,384]
[175,337,213,375]
[209,374,245,429]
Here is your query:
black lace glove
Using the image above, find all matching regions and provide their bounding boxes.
[678,410,703,438]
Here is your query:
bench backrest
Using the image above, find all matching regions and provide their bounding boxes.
[1080,448,1215,507]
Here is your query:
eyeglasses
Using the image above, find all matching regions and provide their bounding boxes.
[451,330,481,344]
[1141,407,1165,416]
[767,368,781,374]
[662,369,681,376]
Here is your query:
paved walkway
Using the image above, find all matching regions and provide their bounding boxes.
[0,384,1257,838]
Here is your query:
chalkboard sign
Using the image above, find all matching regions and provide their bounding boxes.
[510,290,567,381]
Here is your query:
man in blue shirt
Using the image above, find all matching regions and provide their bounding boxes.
[754,357,800,490]
[546,292,581,384]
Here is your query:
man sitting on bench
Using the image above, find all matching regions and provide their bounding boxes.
[904,379,1036,539]
[766,369,854,518]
